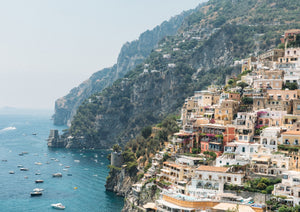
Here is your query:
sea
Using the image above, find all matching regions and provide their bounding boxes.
[0,109,124,212]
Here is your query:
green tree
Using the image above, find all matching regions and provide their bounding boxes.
[237,81,249,89]
[141,126,152,139]
[228,79,234,85]
[112,144,122,153]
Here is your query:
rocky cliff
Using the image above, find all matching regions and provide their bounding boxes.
[59,0,300,149]
[53,10,193,126]
[105,167,134,197]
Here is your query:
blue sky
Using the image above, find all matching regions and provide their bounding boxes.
[0,0,202,110]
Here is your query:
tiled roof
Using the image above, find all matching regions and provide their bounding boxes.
[196,165,228,173]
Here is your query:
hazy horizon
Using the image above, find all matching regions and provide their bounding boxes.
[0,0,202,111]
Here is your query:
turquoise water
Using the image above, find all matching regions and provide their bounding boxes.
[0,111,124,212]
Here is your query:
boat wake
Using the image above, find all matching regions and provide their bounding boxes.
[0,126,16,133]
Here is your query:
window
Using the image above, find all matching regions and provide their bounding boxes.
[297,105,300,110]
[227,177,231,182]
[220,161,222,164]
[262,138,267,145]
[234,178,237,181]
[244,136,248,140]
[239,136,242,140]
[242,147,245,152]
[250,148,253,153]
[295,140,299,145]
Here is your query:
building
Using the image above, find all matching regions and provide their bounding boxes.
[260,127,282,151]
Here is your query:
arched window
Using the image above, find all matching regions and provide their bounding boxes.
[262,138,267,145]
[270,140,276,145]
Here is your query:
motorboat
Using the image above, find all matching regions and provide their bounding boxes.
[51,203,65,210]
[20,168,29,171]
[30,191,42,196]
[52,173,62,177]
[35,179,44,183]
[9,171,15,174]
[33,188,44,192]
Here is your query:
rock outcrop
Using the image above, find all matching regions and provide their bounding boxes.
[105,167,134,197]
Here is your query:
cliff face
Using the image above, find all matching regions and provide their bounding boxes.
[53,11,192,126]
[105,168,134,197]
[59,0,300,148]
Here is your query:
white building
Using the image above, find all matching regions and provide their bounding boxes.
[216,141,261,167]
[187,166,244,198]
[260,127,282,151]
[274,171,300,206]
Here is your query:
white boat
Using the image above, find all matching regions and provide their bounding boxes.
[52,173,62,177]
[51,203,65,210]
[9,171,15,174]
[33,188,44,192]
[74,160,80,163]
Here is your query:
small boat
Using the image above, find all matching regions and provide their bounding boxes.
[35,173,41,175]
[2,159,7,162]
[51,203,65,210]
[35,180,44,183]
[35,162,42,165]
[52,173,62,177]
[22,152,29,154]
[65,166,70,168]
[17,165,23,167]
[18,153,24,156]
[20,168,29,171]
[32,133,37,136]
[74,160,80,163]
[67,173,72,176]
[33,188,44,192]
[9,171,15,174]
[30,191,42,196]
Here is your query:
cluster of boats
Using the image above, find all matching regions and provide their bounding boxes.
[30,188,65,210]
[3,153,77,210]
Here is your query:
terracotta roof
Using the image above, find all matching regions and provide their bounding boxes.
[163,161,182,169]
[196,166,228,173]
[282,131,300,135]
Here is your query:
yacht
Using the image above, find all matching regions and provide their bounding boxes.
[51,203,65,210]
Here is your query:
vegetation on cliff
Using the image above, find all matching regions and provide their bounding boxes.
[64,0,300,149]
[53,9,194,126]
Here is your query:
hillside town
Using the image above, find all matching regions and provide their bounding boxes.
[111,29,300,212]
